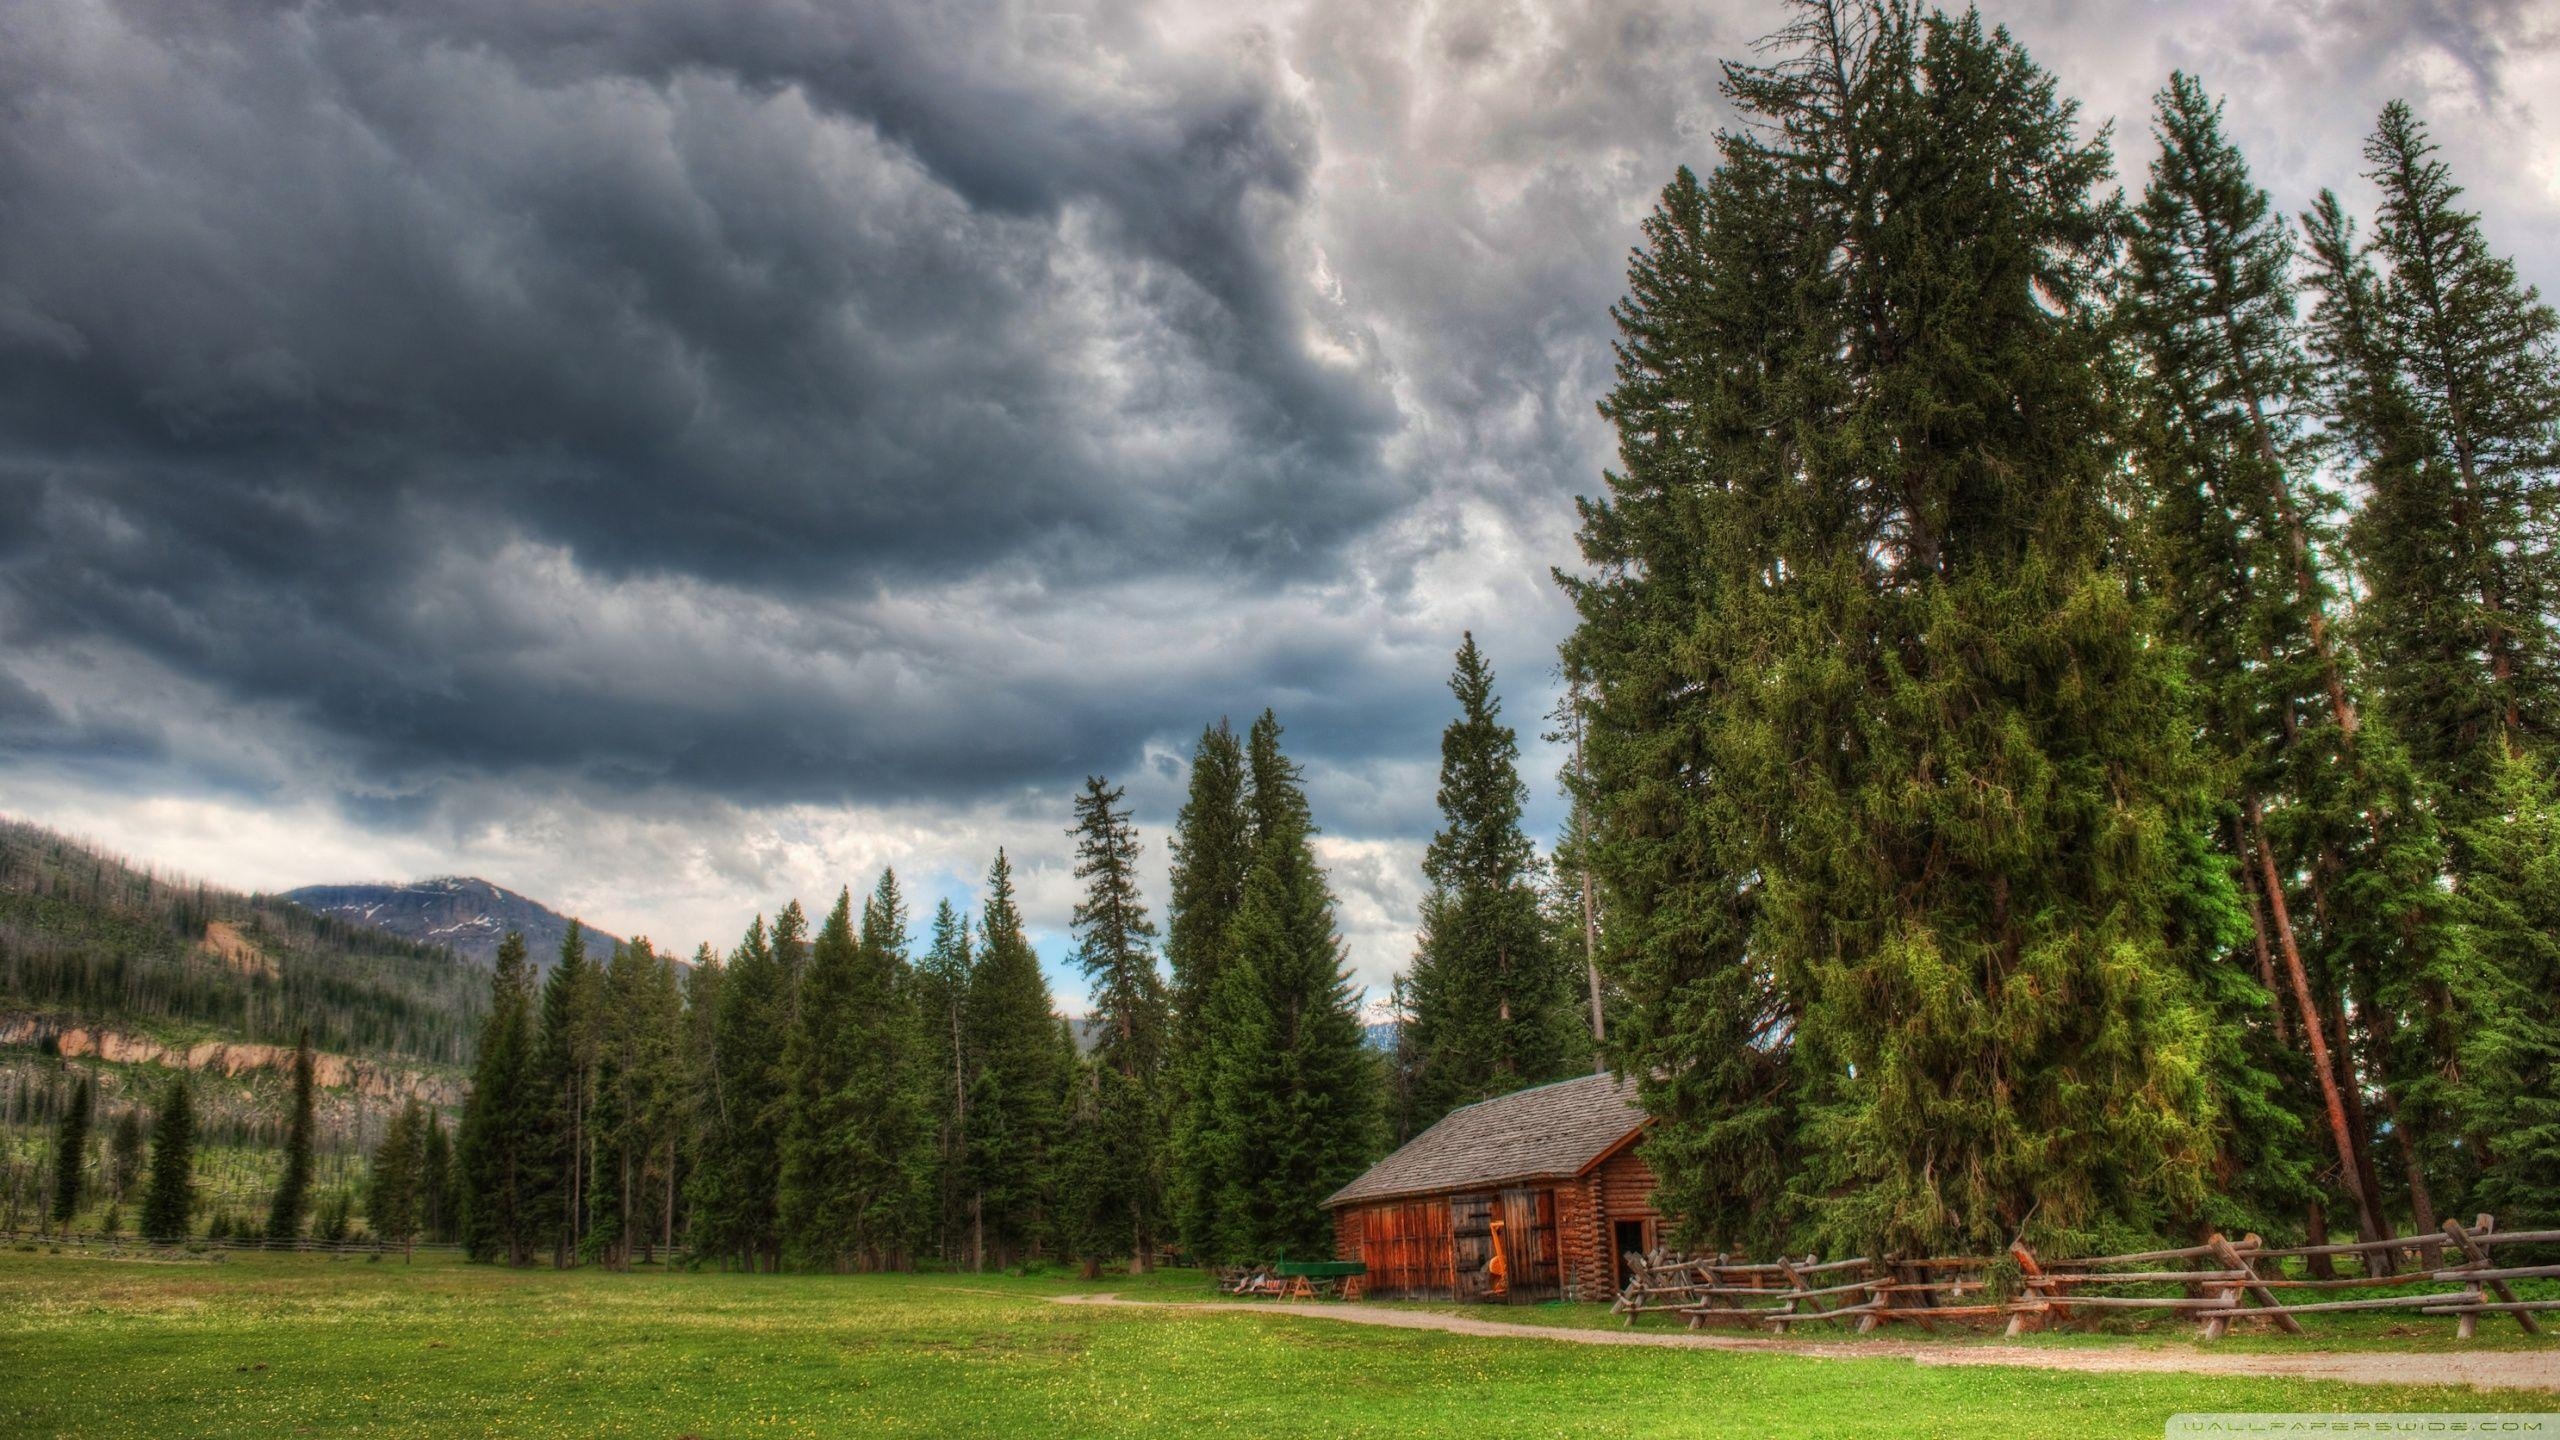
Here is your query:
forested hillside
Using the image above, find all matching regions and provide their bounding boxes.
[0,820,495,1233]
[0,819,485,1066]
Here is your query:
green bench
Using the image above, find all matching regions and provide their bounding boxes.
[1272,1259,1367,1299]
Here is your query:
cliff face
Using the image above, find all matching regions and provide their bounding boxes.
[280,877,621,971]
[0,1014,464,1108]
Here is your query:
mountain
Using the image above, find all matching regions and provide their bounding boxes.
[282,877,621,972]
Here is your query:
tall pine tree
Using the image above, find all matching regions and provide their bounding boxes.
[1167,720,1253,1262]
[913,900,974,1264]
[1404,634,1582,1131]
[2352,102,2560,788]
[782,875,931,1270]
[691,915,793,1270]
[2118,72,2441,1244]
[1569,0,2223,1256]
[458,931,542,1264]
[963,851,1067,1268]
[591,937,685,1268]
[266,1030,318,1240]
[368,1098,429,1259]
[1066,776,1172,1270]
[139,1073,194,1241]
[1561,153,1800,1256]
[2305,101,2560,1224]
[48,1075,90,1231]
[1206,711,1378,1262]
[531,922,600,1265]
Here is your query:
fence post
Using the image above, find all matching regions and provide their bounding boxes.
[2205,1233,2302,1336]
[2443,1215,2540,1337]
[2005,1241,2048,1339]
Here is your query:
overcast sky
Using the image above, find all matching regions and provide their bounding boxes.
[3,0,2555,1013]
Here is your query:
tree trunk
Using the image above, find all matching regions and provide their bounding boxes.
[2354,996,2439,1236]
[2303,1200,2336,1280]
[2237,860,2291,1047]
[1569,677,1606,1070]
[2324,999,2396,1274]
[2247,798,2386,1247]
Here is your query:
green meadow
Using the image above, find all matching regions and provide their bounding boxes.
[3,1249,2548,1439]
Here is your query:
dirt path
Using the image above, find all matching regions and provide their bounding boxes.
[1051,1295,2560,1394]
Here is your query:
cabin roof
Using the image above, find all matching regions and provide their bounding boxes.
[1324,1072,1647,1209]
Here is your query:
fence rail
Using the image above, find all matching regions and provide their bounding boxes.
[3,1228,464,1256]
[1612,1214,2559,1342]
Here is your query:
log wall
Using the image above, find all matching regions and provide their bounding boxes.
[1330,1145,1659,1304]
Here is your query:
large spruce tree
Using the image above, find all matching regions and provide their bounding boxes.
[1404,634,1582,1131]
[108,1106,145,1201]
[48,1075,90,1231]
[420,1114,456,1245]
[2458,751,2560,1221]
[963,851,1068,1268]
[458,931,543,1264]
[1066,776,1172,1270]
[674,944,724,1254]
[782,876,930,1270]
[914,899,974,1263]
[1569,0,2223,1256]
[1166,720,1252,1261]
[532,922,600,1266]
[2350,102,2560,789]
[1205,711,1378,1262]
[2304,101,2560,1225]
[590,937,685,1267]
[691,915,793,1270]
[138,1073,195,1241]
[2118,72,2442,1244]
[368,1098,429,1258]
[1564,157,1797,1255]
[266,1030,318,1240]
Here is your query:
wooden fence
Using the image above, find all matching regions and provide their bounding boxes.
[3,1227,465,1257]
[1613,1215,2559,1341]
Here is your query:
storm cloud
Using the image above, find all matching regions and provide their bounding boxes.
[3,0,2555,1001]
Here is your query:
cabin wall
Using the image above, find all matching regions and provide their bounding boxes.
[1337,1196,1458,1299]
[1333,1185,1570,1302]
[1563,1147,1662,1302]
[1559,1180,1599,1301]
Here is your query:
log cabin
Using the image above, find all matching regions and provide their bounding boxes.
[1325,1072,1662,1303]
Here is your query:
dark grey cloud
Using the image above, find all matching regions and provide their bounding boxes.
[0,0,1428,802]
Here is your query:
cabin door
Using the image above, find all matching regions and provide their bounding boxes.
[1612,1219,1648,1295]
[1497,1187,1559,1300]
[1448,1193,1496,1301]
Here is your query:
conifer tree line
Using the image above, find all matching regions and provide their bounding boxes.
[445,708,1384,1271]
[1568,0,2560,1259]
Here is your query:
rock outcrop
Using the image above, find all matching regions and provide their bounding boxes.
[0,1014,464,1108]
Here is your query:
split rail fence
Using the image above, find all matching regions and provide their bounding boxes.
[1613,1215,2559,1341]
[3,1227,464,1258]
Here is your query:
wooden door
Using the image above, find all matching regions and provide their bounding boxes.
[1358,1199,1455,1298]
[1497,1187,1562,1300]
[1449,1193,1496,1301]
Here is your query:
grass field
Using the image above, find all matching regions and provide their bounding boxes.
[1,1249,2550,1439]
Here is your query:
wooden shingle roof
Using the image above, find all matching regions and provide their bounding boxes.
[1325,1072,1648,1208]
